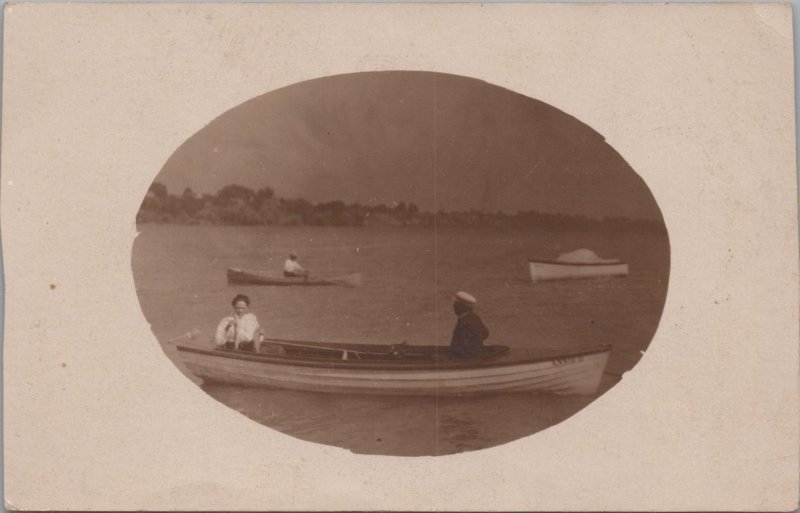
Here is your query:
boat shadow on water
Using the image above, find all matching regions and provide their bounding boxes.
[200,374,619,457]
[181,339,617,457]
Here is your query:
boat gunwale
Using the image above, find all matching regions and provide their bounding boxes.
[176,343,612,372]
[528,259,626,267]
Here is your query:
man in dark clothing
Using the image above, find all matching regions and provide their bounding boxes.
[448,291,490,358]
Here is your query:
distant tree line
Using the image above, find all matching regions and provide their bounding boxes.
[137,182,666,233]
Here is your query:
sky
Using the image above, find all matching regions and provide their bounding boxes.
[156,71,663,221]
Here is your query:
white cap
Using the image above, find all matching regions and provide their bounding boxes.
[453,291,477,305]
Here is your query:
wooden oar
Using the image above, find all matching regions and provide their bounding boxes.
[262,337,426,360]
[262,338,379,359]
[321,272,363,288]
[165,328,201,345]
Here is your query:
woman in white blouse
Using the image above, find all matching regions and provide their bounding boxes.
[215,294,264,352]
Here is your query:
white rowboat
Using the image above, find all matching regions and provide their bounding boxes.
[176,340,611,397]
[529,259,629,281]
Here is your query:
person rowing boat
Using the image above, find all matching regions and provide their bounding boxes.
[283,252,310,278]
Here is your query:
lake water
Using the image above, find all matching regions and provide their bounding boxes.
[132,224,669,456]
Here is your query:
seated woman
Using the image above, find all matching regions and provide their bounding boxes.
[215,294,264,352]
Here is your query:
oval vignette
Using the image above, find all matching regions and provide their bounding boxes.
[132,71,670,456]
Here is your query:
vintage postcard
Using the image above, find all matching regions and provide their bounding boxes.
[2,3,797,511]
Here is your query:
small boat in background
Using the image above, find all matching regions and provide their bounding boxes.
[529,249,628,281]
[227,268,363,288]
[176,339,611,396]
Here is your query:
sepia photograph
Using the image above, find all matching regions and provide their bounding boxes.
[3,3,797,510]
[133,71,670,456]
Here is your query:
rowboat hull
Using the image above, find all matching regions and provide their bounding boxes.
[176,342,611,397]
[529,260,629,281]
[226,268,362,287]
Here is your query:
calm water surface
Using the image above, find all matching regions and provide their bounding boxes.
[133,224,669,456]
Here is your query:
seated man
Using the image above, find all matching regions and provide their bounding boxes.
[448,291,490,358]
[283,252,309,278]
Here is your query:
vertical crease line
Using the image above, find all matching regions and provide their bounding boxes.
[433,73,439,458]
